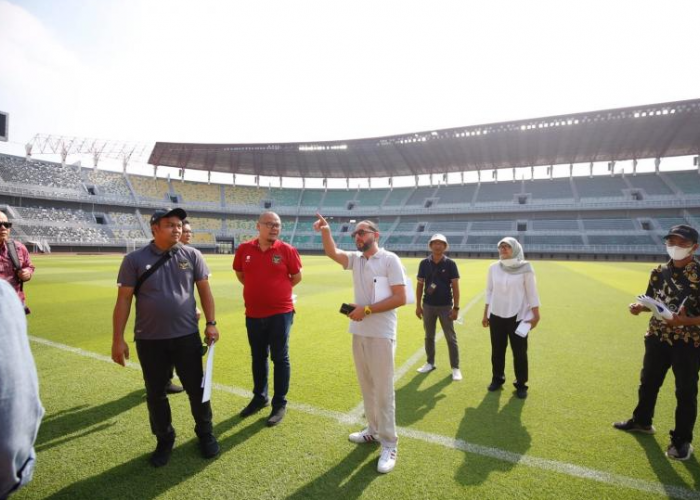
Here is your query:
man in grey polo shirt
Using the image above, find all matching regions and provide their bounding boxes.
[314,214,407,474]
[112,208,220,468]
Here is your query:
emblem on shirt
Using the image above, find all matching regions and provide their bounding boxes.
[178,260,191,270]
[272,254,282,264]
[245,255,251,263]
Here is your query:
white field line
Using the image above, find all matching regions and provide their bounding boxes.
[347,291,485,420]
[28,334,700,500]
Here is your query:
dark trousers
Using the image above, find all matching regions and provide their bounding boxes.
[489,314,528,388]
[246,312,294,409]
[632,336,700,444]
[422,303,459,368]
[135,333,212,442]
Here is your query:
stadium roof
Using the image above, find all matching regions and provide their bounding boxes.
[149,98,700,178]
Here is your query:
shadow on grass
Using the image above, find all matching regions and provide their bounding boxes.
[632,433,700,494]
[396,372,452,427]
[286,445,378,500]
[454,390,531,486]
[36,389,145,452]
[44,414,267,499]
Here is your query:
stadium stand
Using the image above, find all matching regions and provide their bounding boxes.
[434,184,478,205]
[224,185,268,206]
[172,181,221,204]
[626,173,675,196]
[665,171,700,195]
[322,190,356,207]
[475,182,521,203]
[574,176,628,199]
[268,187,301,207]
[525,178,575,201]
[383,188,412,207]
[130,176,170,201]
[355,188,389,207]
[84,169,132,198]
[2,120,700,260]
[299,189,324,209]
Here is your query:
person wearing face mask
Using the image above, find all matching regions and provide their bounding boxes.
[614,224,700,461]
[481,237,540,399]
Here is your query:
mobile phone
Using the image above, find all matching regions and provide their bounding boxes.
[340,303,354,315]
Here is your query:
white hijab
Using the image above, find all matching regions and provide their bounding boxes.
[497,237,533,275]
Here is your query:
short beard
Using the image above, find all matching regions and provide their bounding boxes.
[357,240,372,253]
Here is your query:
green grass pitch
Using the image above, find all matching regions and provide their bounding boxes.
[12,254,700,499]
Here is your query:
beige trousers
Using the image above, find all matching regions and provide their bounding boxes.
[352,335,398,448]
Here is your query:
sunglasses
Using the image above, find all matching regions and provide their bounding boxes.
[0,222,12,229]
[351,229,377,238]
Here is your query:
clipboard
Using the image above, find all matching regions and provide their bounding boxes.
[373,276,415,304]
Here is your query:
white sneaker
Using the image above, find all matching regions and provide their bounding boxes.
[377,446,397,473]
[348,428,379,444]
[416,363,435,373]
[452,368,463,381]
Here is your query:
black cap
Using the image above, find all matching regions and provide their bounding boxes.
[150,208,188,225]
[663,224,699,243]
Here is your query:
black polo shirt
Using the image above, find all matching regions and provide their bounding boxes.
[417,256,460,307]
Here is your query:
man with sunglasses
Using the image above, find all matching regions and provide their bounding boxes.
[614,224,700,461]
[112,208,220,467]
[314,214,407,474]
[0,211,34,312]
[233,211,302,427]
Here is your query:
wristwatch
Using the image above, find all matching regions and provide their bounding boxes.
[206,321,217,326]
[364,305,372,316]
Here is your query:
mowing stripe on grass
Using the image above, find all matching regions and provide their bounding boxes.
[401,427,700,500]
[29,334,700,500]
[347,291,485,421]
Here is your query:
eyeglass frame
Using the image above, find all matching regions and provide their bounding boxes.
[260,222,282,229]
[351,228,378,238]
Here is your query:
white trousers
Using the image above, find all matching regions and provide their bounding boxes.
[352,335,398,448]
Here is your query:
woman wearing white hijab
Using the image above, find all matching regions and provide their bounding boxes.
[481,237,541,399]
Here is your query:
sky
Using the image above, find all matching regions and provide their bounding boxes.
[0,0,699,185]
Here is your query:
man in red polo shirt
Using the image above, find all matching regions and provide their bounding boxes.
[233,211,302,426]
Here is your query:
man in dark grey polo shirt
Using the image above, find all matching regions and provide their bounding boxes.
[112,207,220,467]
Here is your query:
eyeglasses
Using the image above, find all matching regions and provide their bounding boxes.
[261,222,281,229]
[182,230,193,234]
[351,229,376,238]
[0,222,12,229]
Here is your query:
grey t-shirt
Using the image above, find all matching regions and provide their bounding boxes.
[117,242,210,340]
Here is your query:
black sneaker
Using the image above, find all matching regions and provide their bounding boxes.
[487,380,504,392]
[666,441,693,461]
[612,419,656,434]
[166,382,184,394]
[240,398,270,418]
[199,433,220,459]
[515,387,528,399]
[266,406,287,427]
[150,438,175,467]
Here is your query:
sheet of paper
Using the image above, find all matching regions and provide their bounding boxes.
[515,310,534,338]
[201,343,215,403]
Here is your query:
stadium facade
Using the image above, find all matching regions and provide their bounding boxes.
[1,99,700,260]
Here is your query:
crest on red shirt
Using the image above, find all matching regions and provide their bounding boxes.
[272,254,282,264]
